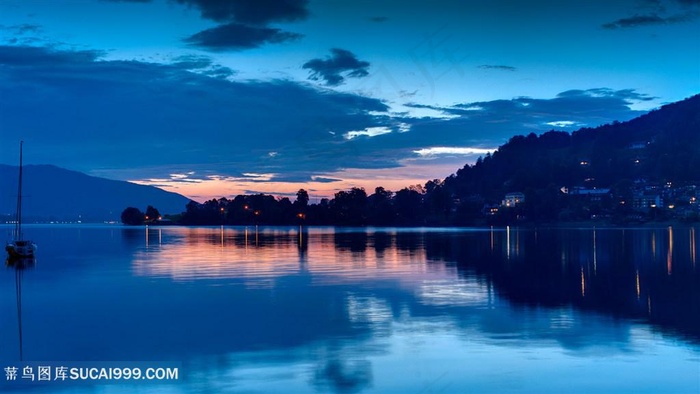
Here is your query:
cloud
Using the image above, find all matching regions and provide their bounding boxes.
[303,48,370,86]
[104,1,311,51]
[171,54,212,69]
[602,13,694,28]
[0,45,653,197]
[603,0,699,29]
[174,0,309,25]
[169,1,310,51]
[0,44,390,182]
[545,120,585,128]
[0,23,42,35]
[369,16,389,23]
[311,176,342,183]
[413,147,496,157]
[393,88,651,150]
[183,22,302,50]
[479,64,517,71]
[344,127,393,140]
[0,45,104,66]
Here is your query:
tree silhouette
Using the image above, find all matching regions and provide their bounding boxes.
[121,207,144,225]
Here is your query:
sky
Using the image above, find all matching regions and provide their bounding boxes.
[0,0,698,202]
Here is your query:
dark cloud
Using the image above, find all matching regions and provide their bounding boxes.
[0,45,103,66]
[171,54,212,69]
[369,16,388,23]
[479,64,517,71]
[174,0,309,25]
[170,55,235,78]
[303,48,370,86]
[0,45,390,182]
[104,0,311,51]
[603,0,699,29]
[183,22,302,51]
[395,88,650,151]
[310,177,342,183]
[602,13,692,28]
[202,65,235,79]
[0,23,42,34]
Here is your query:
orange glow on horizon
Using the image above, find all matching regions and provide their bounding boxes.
[129,159,470,202]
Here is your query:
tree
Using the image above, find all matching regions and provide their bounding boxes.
[295,189,309,208]
[145,205,161,222]
[121,207,144,225]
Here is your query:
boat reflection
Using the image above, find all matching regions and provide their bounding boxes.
[6,256,34,361]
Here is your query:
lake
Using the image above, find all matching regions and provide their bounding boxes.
[0,225,698,393]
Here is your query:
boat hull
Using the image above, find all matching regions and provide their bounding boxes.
[6,241,37,259]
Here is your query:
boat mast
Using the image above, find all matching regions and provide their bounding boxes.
[14,141,23,240]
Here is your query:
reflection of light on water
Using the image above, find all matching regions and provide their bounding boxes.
[667,226,673,275]
[636,270,640,299]
[131,228,456,288]
[593,229,597,274]
[506,226,510,260]
[690,228,696,267]
[580,268,585,297]
[549,309,575,330]
[417,278,489,307]
[346,295,392,325]
[145,227,163,248]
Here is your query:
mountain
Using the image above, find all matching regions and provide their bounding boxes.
[0,164,191,222]
[446,94,700,197]
[438,93,700,222]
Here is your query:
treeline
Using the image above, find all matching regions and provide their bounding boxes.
[177,186,455,226]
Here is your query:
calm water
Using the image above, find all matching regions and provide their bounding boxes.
[0,225,698,393]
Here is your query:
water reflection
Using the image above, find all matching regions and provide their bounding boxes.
[0,225,697,393]
[6,257,34,361]
[127,225,699,344]
[423,226,700,343]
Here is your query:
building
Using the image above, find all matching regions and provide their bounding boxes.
[632,192,663,211]
[501,192,525,207]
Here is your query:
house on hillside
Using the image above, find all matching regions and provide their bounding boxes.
[633,191,663,211]
[501,192,525,207]
[569,187,611,202]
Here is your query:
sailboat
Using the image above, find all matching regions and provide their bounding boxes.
[6,141,37,259]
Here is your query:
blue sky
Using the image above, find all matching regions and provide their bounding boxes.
[0,0,698,201]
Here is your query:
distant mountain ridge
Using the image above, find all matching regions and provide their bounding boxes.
[0,164,191,222]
